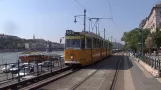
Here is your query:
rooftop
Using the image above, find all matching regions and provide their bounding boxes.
[155,1,161,7]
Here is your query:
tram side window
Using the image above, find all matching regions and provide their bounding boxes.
[98,39,100,48]
[102,41,103,48]
[93,38,96,48]
[81,38,85,49]
[104,41,106,48]
[98,40,100,48]
[87,38,92,48]
[99,40,101,48]
[95,39,97,48]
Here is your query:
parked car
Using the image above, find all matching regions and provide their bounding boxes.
[16,66,34,77]
[41,61,53,67]
[2,64,17,73]
[10,64,29,74]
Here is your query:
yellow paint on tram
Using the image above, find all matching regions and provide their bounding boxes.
[64,30,112,66]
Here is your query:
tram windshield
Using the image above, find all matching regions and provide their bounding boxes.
[65,39,81,49]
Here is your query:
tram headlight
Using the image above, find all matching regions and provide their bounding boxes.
[71,56,74,59]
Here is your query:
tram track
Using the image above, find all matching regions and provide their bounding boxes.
[23,53,123,90]
[68,53,123,90]
[110,53,123,90]
[20,68,80,90]
[70,69,98,90]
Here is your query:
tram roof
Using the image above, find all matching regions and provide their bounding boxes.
[65,30,112,43]
[81,31,112,44]
[80,31,103,40]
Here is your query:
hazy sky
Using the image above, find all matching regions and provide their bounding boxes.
[0,0,160,43]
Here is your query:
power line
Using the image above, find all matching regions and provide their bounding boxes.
[74,0,93,16]
[73,0,99,33]
[107,0,121,42]
[107,0,113,19]
[74,0,85,9]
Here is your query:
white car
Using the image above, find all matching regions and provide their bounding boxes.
[2,64,17,73]
[16,67,34,77]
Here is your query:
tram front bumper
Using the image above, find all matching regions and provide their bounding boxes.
[65,61,80,64]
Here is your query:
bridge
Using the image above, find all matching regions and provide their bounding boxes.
[0,52,161,90]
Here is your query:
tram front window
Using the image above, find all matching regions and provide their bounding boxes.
[66,39,80,49]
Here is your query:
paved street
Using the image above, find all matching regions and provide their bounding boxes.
[115,53,161,90]
[40,53,122,90]
[1,53,161,90]
[37,53,161,90]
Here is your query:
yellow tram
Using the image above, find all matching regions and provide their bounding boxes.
[64,30,112,66]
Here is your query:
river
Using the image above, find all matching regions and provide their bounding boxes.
[0,51,64,64]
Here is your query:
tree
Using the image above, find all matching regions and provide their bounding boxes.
[145,36,153,54]
[121,28,150,52]
[151,28,161,51]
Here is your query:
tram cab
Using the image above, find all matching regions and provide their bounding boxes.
[64,30,112,66]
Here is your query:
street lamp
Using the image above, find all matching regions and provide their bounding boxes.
[74,9,86,32]
[60,37,65,44]
[139,28,143,55]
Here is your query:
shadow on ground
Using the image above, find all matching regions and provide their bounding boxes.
[82,54,133,71]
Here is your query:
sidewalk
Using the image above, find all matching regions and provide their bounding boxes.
[115,54,161,90]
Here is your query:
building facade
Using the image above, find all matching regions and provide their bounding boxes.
[140,2,161,32]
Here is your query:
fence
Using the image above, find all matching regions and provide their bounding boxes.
[0,56,65,84]
[135,55,161,71]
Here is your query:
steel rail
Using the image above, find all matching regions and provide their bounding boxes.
[110,53,123,90]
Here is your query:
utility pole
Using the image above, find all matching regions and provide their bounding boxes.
[111,36,112,42]
[74,9,86,32]
[96,24,98,35]
[104,29,105,39]
[115,39,117,48]
[88,17,112,35]
[84,9,86,32]
[98,22,100,35]
[139,28,143,55]
[141,29,143,55]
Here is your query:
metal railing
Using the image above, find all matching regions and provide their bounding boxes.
[135,55,161,71]
[0,56,65,84]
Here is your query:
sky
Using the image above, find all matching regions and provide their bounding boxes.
[0,0,160,43]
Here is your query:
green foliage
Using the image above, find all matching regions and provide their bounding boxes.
[151,28,161,48]
[121,28,150,52]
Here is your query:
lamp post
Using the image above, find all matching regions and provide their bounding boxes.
[74,9,86,32]
[139,28,143,55]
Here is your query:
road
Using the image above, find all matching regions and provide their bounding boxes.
[39,53,122,90]
[1,52,161,90]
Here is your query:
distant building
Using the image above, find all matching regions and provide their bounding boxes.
[33,34,35,40]
[141,2,161,32]
[17,43,25,48]
[25,43,30,49]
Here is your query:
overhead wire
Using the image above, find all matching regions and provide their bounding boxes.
[74,0,85,9]
[73,0,98,33]
[107,0,113,19]
[107,0,120,42]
